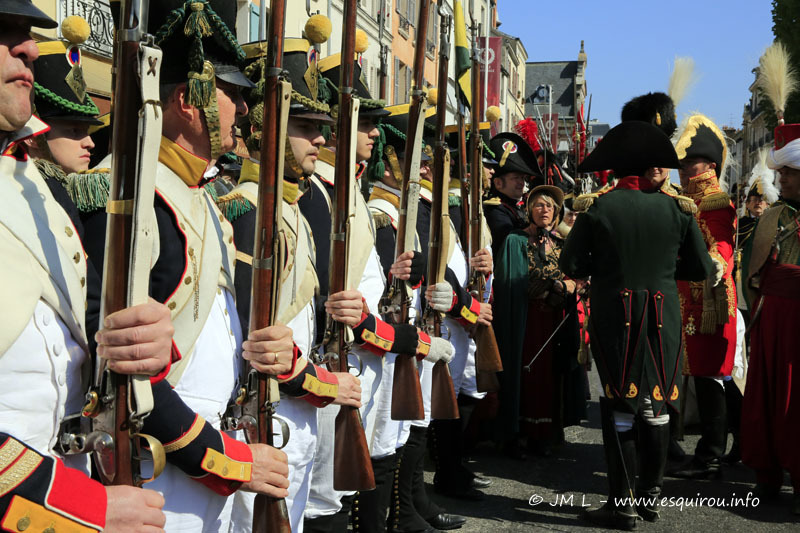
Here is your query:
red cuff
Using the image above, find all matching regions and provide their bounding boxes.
[416,330,432,361]
[456,295,482,327]
[301,365,340,408]
[150,340,181,384]
[276,344,301,381]
[194,433,253,496]
[47,459,107,530]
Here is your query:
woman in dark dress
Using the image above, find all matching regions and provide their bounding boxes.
[495,185,585,457]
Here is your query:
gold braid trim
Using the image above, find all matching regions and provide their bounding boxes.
[573,193,598,212]
[699,191,732,212]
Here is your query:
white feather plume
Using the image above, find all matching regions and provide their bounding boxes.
[747,148,779,204]
[757,42,798,122]
[668,56,697,107]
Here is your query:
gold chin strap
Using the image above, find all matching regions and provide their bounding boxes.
[191,61,224,160]
[284,136,306,180]
[385,145,403,183]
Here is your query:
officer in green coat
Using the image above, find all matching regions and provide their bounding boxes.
[560,121,713,529]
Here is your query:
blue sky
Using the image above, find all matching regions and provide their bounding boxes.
[497,0,776,129]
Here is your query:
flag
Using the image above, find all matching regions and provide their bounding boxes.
[453,0,471,107]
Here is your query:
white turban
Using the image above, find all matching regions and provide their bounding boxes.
[767,137,800,170]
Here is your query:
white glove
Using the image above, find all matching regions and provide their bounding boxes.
[424,337,455,364]
[429,282,455,312]
[710,257,724,287]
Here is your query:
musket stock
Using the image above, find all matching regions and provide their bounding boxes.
[247,1,292,529]
[330,0,376,492]
[388,0,438,422]
[467,18,502,391]
[426,11,459,421]
[85,0,164,488]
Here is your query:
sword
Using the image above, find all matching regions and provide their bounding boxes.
[523,312,571,372]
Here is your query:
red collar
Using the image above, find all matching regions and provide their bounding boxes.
[615,176,656,191]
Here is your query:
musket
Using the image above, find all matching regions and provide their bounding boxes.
[78,0,164,486]
[467,16,502,392]
[426,10,459,421]
[242,1,293,530]
[386,0,435,421]
[328,0,376,491]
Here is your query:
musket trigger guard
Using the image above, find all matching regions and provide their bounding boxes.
[133,433,165,485]
[272,416,291,450]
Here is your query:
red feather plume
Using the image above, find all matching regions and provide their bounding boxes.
[514,117,542,153]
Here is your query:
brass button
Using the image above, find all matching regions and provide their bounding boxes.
[228,236,233,244]
[65,226,73,237]
[16,516,30,531]
[180,222,186,230]
[219,214,224,222]
[222,466,229,476]
[207,459,215,469]
[224,309,228,316]
[184,276,192,285]
[168,301,177,310]
[80,277,86,287]
[623,291,629,297]
[43,528,55,533]
[625,322,631,327]
[656,295,662,300]
[217,288,222,295]
[658,324,663,329]
[188,247,194,257]
[73,252,80,263]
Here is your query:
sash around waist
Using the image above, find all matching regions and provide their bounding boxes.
[761,262,800,299]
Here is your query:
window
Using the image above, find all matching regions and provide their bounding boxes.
[426,2,438,55]
[394,60,411,105]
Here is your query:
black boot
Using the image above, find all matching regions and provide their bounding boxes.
[352,454,398,533]
[667,410,686,461]
[388,429,447,533]
[668,377,726,479]
[636,423,669,522]
[581,399,638,531]
[432,419,483,500]
[722,380,742,464]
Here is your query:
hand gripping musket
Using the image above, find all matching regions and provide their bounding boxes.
[466,16,502,393]
[224,1,293,530]
[424,10,459,421]
[71,0,165,487]
[323,0,376,492]
[383,0,434,421]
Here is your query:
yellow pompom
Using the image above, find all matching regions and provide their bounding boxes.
[61,16,91,45]
[426,88,438,106]
[486,105,501,123]
[355,29,369,54]
[304,14,332,45]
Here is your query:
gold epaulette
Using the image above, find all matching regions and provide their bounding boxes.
[217,191,254,222]
[483,197,502,206]
[699,191,733,212]
[372,211,392,229]
[573,185,612,212]
[659,184,698,215]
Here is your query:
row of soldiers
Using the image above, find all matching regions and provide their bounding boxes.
[3,1,800,532]
[0,1,499,532]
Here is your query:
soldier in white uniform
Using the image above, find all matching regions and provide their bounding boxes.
[76,1,294,531]
[302,47,454,532]
[220,28,364,533]
[0,2,174,531]
[366,105,470,532]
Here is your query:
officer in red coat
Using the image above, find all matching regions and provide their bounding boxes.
[668,114,737,480]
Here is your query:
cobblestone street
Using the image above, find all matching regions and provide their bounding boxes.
[423,369,799,532]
